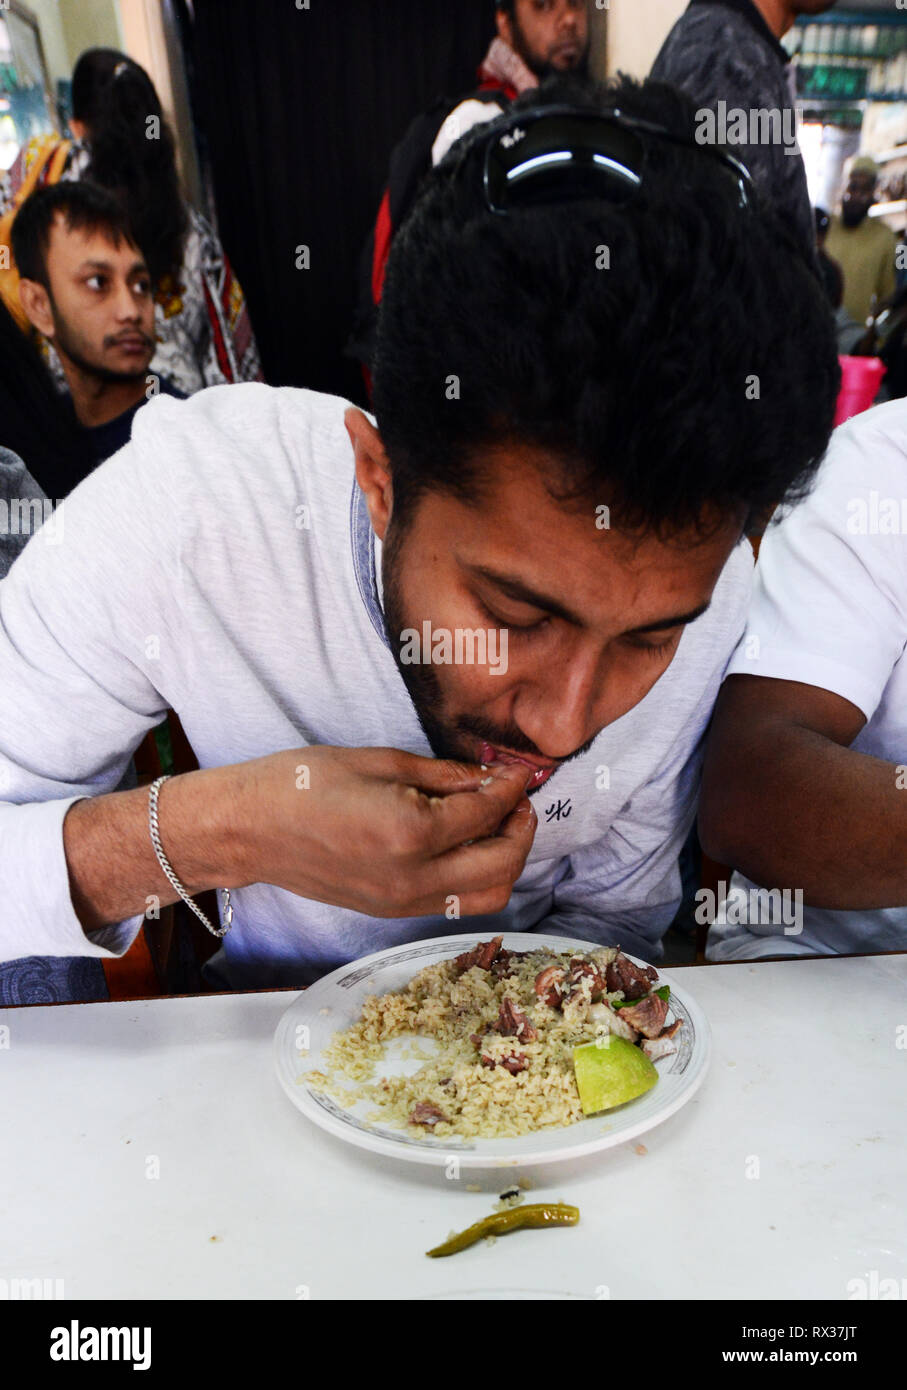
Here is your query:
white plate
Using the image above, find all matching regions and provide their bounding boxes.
[273,933,710,1168]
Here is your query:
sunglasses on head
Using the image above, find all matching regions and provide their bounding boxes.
[482,104,755,214]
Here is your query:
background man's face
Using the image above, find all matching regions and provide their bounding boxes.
[43,217,155,381]
[498,0,590,79]
[382,444,740,793]
[841,172,877,228]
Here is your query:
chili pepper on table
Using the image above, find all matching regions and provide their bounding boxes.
[426,1202,580,1257]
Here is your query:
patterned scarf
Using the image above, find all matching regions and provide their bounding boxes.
[478,36,539,96]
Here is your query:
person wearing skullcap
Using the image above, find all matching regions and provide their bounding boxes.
[825,154,898,325]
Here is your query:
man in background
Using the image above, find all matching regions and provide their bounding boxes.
[350,0,591,381]
[431,0,591,165]
[652,0,837,261]
[825,155,898,326]
[12,182,184,483]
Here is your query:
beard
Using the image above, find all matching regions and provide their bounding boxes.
[531,53,590,81]
[380,516,596,785]
[841,205,868,229]
[52,312,152,385]
[511,16,590,81]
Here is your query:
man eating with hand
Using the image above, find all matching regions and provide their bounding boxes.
[0,77,838,990]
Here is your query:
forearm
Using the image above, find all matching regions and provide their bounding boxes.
[701,722,907,909]
[63,765,248,933]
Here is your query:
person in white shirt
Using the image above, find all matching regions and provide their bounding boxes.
[0,77,838,990]
[702,398,907,958]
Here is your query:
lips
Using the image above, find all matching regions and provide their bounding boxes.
[111,336,149,352]
[480,741,557,791]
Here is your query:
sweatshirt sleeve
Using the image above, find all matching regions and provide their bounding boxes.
[0,400,189,962]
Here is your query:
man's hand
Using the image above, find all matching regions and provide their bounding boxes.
[227,746,537,918]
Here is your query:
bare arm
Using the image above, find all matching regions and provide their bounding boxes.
[699,673,907,909]
[63,765,246,934]
[61,748,536,938]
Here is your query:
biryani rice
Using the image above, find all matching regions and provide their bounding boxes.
[306,945,647,1139]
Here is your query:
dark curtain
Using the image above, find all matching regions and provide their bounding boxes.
[184,0,495,403]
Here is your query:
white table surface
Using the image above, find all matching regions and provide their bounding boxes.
[1,954,905,1301]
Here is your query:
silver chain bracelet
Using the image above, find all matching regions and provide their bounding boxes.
[148,775,233,938]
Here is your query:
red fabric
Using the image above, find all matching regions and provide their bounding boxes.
[477,78,518,100]
[371,188,393,305]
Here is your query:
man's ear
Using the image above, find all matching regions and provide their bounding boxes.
[17,279,55,340]
[495,6,512,45]
[345,406,393,542]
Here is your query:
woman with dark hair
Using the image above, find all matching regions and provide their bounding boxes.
[0,47,262,395]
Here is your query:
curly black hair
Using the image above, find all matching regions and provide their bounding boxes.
[372,74,840,538]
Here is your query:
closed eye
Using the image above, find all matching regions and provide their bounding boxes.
[624,631,680,656]
[474,594,550,637]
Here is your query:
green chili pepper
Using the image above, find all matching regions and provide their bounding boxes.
[612,985,669,1009]
[426,1202,580,1257]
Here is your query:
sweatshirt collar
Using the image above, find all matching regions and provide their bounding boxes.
[689,0,791,64]
[350,478,391,649]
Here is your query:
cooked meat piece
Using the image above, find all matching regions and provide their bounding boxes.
[492,997,538,1041]
[489,949,531,979]
[660,1018,682,1039]
[409,1102,449,1128]
[589,1000,639,1043]
[566,957,607,1001]
[489,949,512,978]
[605,952,659,1001]
[534,964,567,1007]
[454,935,504,973]
[641,1034,678,1061]
[618,993,669,1039]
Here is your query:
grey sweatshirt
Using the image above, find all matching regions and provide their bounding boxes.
[0,384,752,989]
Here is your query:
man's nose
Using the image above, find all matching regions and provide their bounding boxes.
[520,656,601,760]
[114,282,142,319]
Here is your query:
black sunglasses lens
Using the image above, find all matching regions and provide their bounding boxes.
[486,115,646,210]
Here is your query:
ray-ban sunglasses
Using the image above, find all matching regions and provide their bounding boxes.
[481,103,756,214]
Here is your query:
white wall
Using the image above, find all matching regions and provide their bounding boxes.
[605,0,686,78]
[58,0,123,67]
[25,0,70,84]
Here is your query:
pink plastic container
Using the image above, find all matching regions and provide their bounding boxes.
[835,355,887,427]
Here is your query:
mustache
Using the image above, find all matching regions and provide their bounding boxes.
[104,331,154,349]
[454,712,596,765]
